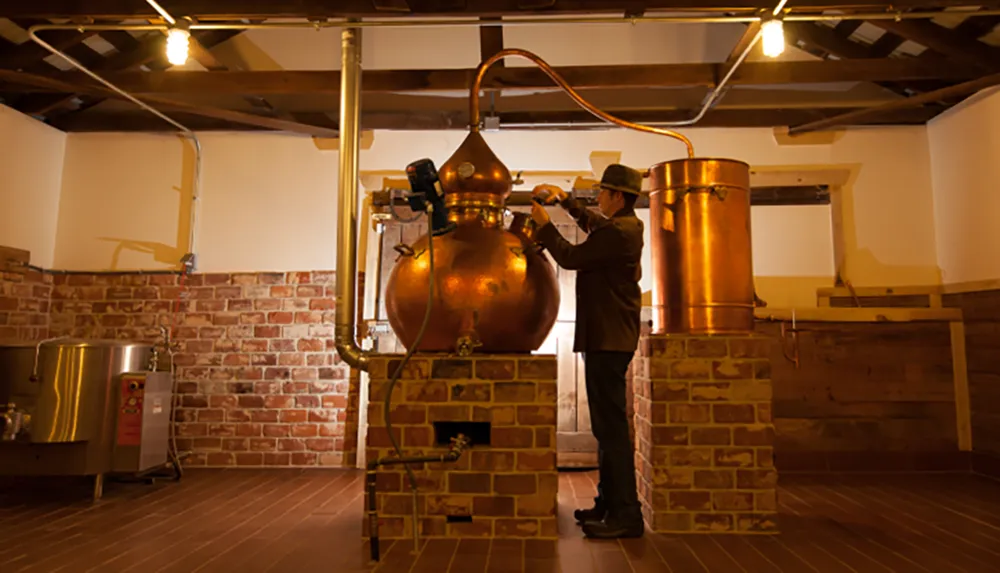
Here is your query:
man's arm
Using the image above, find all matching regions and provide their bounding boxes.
[535,220,626,271]
[559,195,604,234]
[532,184,602,234]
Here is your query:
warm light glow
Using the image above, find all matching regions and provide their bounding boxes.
[761,19,785,58]
[166,28,190,65]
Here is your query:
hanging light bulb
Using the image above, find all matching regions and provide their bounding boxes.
[761,19,785,58]
[166,27,190,65]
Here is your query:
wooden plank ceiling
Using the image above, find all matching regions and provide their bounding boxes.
[0,1,999,136]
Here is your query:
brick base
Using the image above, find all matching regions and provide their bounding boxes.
[364,354,558,541]
[633,334,778,534]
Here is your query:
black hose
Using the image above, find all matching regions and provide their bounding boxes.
[384,206,437,492]
[368,206,438,563]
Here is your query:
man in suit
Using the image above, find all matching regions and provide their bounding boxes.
[530,164,645,539]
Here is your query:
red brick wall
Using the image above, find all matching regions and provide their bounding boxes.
[944,289,1000,478]
[0,267,52,341]
[632,335,777,533]
[364,355,559,541]
[43,270,364,468]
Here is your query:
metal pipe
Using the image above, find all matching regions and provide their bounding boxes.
[468,48,695,157]
[639,35,759,128]
[789,71,1000,135]
[373,221,386,325]
[27,28,203,273]
[23,9,1000,35]
[334,26,370,372]
[618,0,788,128]
[22,264,181,275]
[366,470,379,563]
[365,434,470,562]
[144,0,177,25]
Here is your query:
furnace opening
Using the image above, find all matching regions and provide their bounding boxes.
[445,515,473,524]
[433,421,490,447]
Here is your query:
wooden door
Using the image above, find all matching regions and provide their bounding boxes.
[540,223,598,469]
[371,212,425,354]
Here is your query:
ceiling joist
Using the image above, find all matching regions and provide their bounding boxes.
[1,59,983,96]
[789,71,1000,135]
[871,19,1000,71]
[0,69,340,137]
[1,0,997,19]
[1,2,999,134]
[48,105,945,134]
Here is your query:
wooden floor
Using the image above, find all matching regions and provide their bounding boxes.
[2,469,1000,573]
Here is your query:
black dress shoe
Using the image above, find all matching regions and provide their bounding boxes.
[581,518,645,539]
[574,504,606,525]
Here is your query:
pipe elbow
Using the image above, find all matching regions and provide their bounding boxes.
[335,340,370,372]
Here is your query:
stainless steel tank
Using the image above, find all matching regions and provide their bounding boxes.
[0,338,170,496]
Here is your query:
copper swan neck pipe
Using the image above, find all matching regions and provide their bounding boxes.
[468,48,695,158]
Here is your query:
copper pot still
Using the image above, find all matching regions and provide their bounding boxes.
[648,158,755,335]
[383,131,560,355]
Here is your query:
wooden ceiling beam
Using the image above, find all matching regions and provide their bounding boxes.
[47,105,946,133]
[0,68,340,137]
[2,0,997,19]
[479,18,505,68]
[0,24,96,71]
[34,29,244,121]
[180,31,278,114]
[789,71,1000,135]
[832,20,863,37]
[783,21,930,98]
[15,31,175,118]
[951,13,1000,38]
[2,59,983,96]
[784,21,872,59]
[867,32,906,58]
[720,20,762,80]
[8,22,108,114]
[871,19,1000,71]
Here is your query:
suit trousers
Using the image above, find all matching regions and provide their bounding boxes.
[583,351,641,520]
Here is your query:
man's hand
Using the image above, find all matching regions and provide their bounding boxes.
[532,184,567,205]
[531,201,551,227]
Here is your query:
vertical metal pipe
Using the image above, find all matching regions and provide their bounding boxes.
[366,469,380,561]
[373,222,385,322]
[334,26,370,372]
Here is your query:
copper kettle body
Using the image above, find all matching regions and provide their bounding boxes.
[383,131,561,355]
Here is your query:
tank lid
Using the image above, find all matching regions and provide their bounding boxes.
[0,337,152,349]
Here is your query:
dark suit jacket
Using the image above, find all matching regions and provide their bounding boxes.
[535,197,644,353]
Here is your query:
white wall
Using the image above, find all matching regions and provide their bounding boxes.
[0,104,67,268]
[50,125,938,308]
[54,132,338,271]
[928,87,1000,284]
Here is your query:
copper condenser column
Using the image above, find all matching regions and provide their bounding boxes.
[648,158,755,335]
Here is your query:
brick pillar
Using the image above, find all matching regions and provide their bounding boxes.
[363,354,558,544]
[633,335,777,533]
